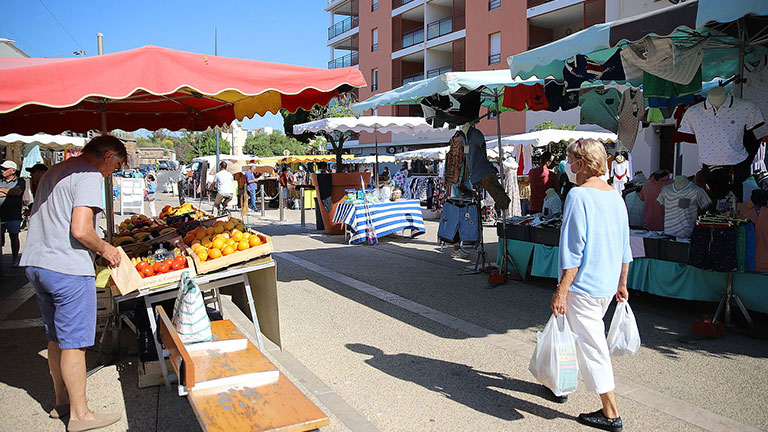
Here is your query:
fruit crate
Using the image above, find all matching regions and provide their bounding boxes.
[110,235,196,296]
[185,232,274,275]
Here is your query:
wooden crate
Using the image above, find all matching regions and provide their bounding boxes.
[110,236,196,296]
[137,358,176,388]
[186,233,273,275]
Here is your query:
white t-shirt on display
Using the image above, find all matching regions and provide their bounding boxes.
[214,170,235,195]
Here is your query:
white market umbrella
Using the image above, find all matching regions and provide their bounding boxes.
[485,129,617,148]
[0,133,86,150]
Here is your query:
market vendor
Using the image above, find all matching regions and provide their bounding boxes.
[0,160,26,267]
[245,165,261,211]
[20,135,125,431]
[528,151,558,214]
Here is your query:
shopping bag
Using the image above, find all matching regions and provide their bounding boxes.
[528,314,579,396]
[607,301,641,356]
[171,271,212,344]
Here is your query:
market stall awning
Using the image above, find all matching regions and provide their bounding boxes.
[0,45,367,135]
[485,129,617,148]
[255,154,354,166]
[394,146,449,162]
[351,71,540,115]
[293,116,443,135]
[342,155,396,164]
[507,0,768,83]
[0,133,86,150]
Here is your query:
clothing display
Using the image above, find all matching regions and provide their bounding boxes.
[516,144,533,176]
[475,172,511,211]
[502,163,522,217]
[578,88,622,132]
[616,88,644,150]
[438,201,479,243]
[679,94,765,166]
[739,199,768,272]
[743,55,768,139]
[688,224,739,272]
[620,36,708,85]
[403,176,437,201]
[392,169,408,191]
[625,191,645,228]
[445,132,465,184]
[543,80,578,112]
[610,158,631,194]
[639,173,673,231]
[752,141,767,173]
[502,83,548,111]
[702,157,752,202]
[643,68,702,107]
[656,181,711,238]
[563,55,603,91]
[528,165,558,213]
[466,126,495,185]
[542,188,562,216]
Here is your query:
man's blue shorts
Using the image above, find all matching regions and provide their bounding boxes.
[26,267,96,349]
[1,219,22,234]
[438,202,479,243]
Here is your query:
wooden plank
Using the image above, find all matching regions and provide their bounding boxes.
[188,341,275,384]
[188,374,330,432]
[156,306,196,389]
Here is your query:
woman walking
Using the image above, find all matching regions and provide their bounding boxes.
[145,174,157,217]
[551,139,632,432]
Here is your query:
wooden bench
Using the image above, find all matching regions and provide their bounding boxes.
[156,306,329,432]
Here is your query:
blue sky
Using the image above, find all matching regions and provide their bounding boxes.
[2,0,333,133]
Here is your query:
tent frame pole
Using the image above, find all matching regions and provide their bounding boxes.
[494,90,509,282]
[374,127,379,186]
[101,103,115,244]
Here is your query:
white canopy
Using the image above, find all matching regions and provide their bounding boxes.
[293,116,445,135]
[485,129,617,148]
[395,146,449,162]
[0,133,86,150]
[342,155,396,164]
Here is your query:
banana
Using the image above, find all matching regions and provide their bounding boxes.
[159,227,176,235]
[112,236,136,246]
[133,232,152,241]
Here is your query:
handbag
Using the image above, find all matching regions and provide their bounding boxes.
[171,271,212,344]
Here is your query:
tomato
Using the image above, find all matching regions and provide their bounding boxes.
[164,258,174,266]
[142,266,155,277]
[136,261,148,271]
[173,255,186,265]
[171,261,184,271]
[158,263,170,274]
[153,262,163,273]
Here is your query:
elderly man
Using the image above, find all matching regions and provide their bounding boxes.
[245,165,262,211]
[20,136,125,431]
[0,160,26,267]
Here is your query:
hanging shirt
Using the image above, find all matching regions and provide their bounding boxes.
[656,182,712,238]
[578,88,622,133]
[744,55,768,139]
[528,165,558,213]
[616,88,644,151]
[679,94,765,166]
[466,126,494,184]
[620,36,708,85]
[444,131,465,184]
[738,200,768,272]
[625,191,645,228]
[542,189,562,216]
[611,159,631,194]
[639,175,673,231]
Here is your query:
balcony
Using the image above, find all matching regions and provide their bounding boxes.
[328,16,359,40]
[394,0,416,7]
[328,51,359,69]
[528,0,553,6]
[426,66,451,79]
[426,17,452,41]
[489,53,501,64]
[489,0,501,10]
[402,28,424,49]
[402,72,424,85]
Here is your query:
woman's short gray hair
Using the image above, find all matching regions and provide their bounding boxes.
[82,135,128,162]
[566,138,608,177]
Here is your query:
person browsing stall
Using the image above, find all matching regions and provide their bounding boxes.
[551,138,632,432]
[245,165,261,211]
[145,174,157,217]
[211,161,234,214]
[0,160,26,267]
[528,151,558,214]
[20,135,126,432]
[278,166,295,209]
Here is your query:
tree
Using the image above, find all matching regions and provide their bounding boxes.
[535,121,576,131]
[281,108,315,143]
[188,130,231,159]
[244,132,307,157]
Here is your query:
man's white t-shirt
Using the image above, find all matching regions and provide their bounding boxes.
[214,170,235,195]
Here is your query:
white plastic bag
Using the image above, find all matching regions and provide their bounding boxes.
[607,301,641,356]
[529,314,579,396]
[172,272,212,344]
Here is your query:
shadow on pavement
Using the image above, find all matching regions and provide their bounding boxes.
[346,343,574,422]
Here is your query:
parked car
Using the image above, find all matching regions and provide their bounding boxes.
[158,160,170,170]
[138,164,155,176]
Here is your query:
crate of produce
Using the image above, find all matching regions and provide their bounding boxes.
[496,222,530,242]
[110,235,196,296]
[182,217,273,274]
[112,214,176,248]
[530,227,560,247]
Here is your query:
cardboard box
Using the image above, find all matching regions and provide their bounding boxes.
[187,232,274,275]
[138,358,176,388]
[110,236,196,296]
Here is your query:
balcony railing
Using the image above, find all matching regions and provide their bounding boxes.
[402,72,424,85]
[426,66,451,79]
[489,0,501,10]
[489,53,501,64]
[402,28,424,49]
[372,0,378,11]
[528,0,555,7]
[394,0,416,8]
[372,43,379,51]
[426,17,452,40]
[328,16,359,40]
[328,51,359,69]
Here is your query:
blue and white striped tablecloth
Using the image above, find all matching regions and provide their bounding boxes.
[332,200,425,244]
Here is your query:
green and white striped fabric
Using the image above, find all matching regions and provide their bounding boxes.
[172,271,213,344]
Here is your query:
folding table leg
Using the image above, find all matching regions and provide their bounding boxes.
[242,273,265,351]
[145,296,171,391]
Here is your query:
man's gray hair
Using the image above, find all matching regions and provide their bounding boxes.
[82,135,128,162]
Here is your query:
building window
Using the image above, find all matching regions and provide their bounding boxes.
[489,0,501,10]
[489,32,501,64]
[372,69,379,91]
[372,28,379,51]
[372,0,378,11]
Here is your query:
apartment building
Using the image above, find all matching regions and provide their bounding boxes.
[326,0,678,154]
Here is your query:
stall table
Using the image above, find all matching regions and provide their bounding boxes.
[332,199,425,244]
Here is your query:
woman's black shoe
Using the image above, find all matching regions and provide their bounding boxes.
[543,385,568,403]
[578,409,623,431]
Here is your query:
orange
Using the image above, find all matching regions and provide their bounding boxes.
[190,242,201,251]
[212,238,225,250]
[248,236,261,247]
[228,239,236,247]
[242,232,251,240]
[221,232,231,239]
[231,230,243,242]
[197,251,208,262]
[206,227,215,236]
[208,248,222,259]
[238,240,250,251]
[193,245,207,255]
[222,245,235,256]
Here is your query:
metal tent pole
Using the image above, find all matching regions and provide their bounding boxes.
[494,90,509,280]
[374,127,380,186]
[735,18,746,98]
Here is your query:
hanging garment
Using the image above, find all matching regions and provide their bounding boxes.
[563,55,603,90]
[516,145,533,176]
[445,131,466,184]
[21,143,44,178]
[502,83,548,111]
[503,162,522,217]
[752,141,767,174]
[679,94,765,166]
[639,174,673,231]
[744,55,768,139]
[656,181,712,238]
[544,80,566,112]
[599,49,626,82]
[579,88,622,133]
[466,126,495,185]
[528,165,559,214]
[643,67,702,107]
[611,159,631,194]
[625,191,645,228]
[542,188,562,216]
[616,88,644,151]
[738,200,768,272]
[688,224,739,272]
[620,36,708,85]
